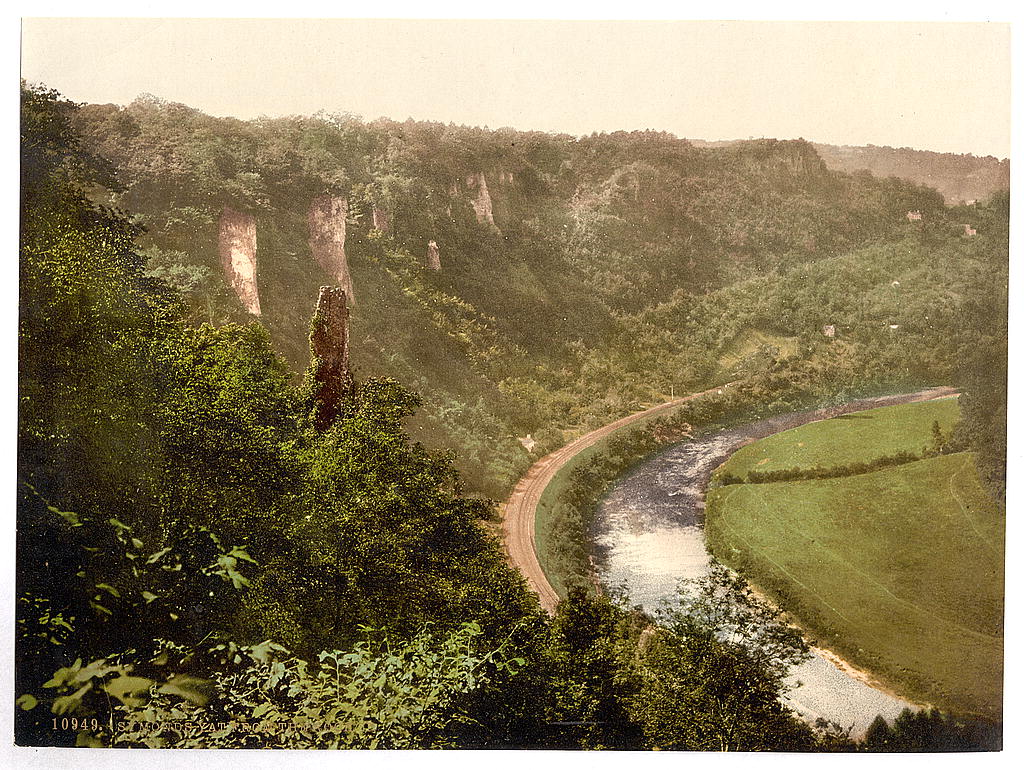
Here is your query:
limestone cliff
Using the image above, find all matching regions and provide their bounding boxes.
[371,204,391,234]
[218,206,261,315]
[308,195,355,305]
[308,285,354,431]
[426,240,441,271]
[465,172,497,228]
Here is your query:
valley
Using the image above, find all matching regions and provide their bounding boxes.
[17,80,1007,751]
[585,388,992,734]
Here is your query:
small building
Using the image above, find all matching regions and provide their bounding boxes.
[906,211,923,221]
[823,324,836,338]
[963,224,977,237]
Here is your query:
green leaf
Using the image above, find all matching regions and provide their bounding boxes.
[47,504,81,527]
[51,683,92,715]
[76,732,104,747]
[15,694,38,711]
[229,546,257,564]
[95,583,121,598]
[141,591,159,604]
[104,675,154,706]
[44,659,83,688]
[252,702,272,718]
[147,547,172,564]
[157,675,214,706]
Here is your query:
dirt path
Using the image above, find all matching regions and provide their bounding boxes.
[501,383,736,614]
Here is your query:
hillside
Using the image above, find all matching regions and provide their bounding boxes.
[18,82,1007,752]
[68,96,997,498]
[693,138,1009,205]
[811,143,1009,205]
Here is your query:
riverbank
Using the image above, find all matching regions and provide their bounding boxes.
[705,396,1002,722]
[501,383,735,612]
[590,387,960,735]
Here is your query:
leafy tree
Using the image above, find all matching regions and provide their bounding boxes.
[98,622,527,749]
[544,589,644,749]
[861,708,1001,752]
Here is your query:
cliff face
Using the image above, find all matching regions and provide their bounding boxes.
[371,204,391,234]
[465,172,496,227]
[218,206,261,315]
[308,195,355,304]
[308,285,354,430]
[426,240,441,271]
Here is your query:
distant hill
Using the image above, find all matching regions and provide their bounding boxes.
[691,139,1008,205]
[810,143,1008,205]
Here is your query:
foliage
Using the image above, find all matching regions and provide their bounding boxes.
[67,94,999,497]
[19,81,1007,750]
[812,142,1009,205]
[952,192,1009,500]
[98,623,526,749]
[543,583,833,751]
[862,708,1001,752]
[17,82,548,748]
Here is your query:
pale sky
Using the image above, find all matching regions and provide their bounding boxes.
[19,17,1013,159]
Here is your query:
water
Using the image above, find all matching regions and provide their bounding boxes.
[590,396,938,737]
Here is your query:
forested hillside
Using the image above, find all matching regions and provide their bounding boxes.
[812,143,1009,205]
[19,82,875,751]
[68,94,981,498]
[693,138,1009,205]
[17,83,1006,750]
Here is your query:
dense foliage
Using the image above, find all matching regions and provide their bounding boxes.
[811,142,1009,205]
[17,83,1006,751]
[18,83,546,748]
[67,94,978,497]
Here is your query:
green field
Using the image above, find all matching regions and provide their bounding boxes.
[723,398,960,478]
[706,401,1004,720]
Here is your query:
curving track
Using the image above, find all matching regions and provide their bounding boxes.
[501,383,735,614]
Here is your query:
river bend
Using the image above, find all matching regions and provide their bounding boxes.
[591,387,956,736]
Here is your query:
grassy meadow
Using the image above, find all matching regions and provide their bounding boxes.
[706,401,1003,720]
[722,398,960,478]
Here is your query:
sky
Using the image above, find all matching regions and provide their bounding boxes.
[19,16,1012,158]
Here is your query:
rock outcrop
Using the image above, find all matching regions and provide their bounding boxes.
[308,285,354,430]
[465,172,496,228]
[308,195,355,305]
[371,204,391,234]
[218,206,261,315]
[425,240,441,271]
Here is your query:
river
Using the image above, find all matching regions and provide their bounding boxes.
[590,388,956,737]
